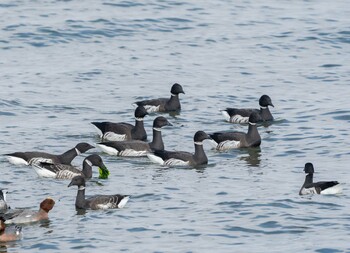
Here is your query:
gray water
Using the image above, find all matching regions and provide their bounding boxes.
[1,0,350,252]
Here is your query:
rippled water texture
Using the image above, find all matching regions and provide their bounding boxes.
[1,1,350,252]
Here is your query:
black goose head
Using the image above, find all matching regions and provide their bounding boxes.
[84,154,109,179]
[304,163,314,174]
[248,111,262,124]
[259,95,274,107]
[170,83,185,95]
[68,175,86,188]
[75,142,95,153]
[153,116,173,128]
[134,105,148,118]
[193,131,211,143]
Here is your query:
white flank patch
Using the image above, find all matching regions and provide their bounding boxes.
[146,153,165,165]
[217,140,241,150]
[118,196,130,208]
[207,139,219,149]
[96,203,114,210]
[300,187,318,195]
[6,156,29,166]
[96,144,120,156]
[103,132,127,141]
[221,110,231,122]
[230,115,249,124]
[119,149,147,157]
[91,124,103,138]
[144,105,160,113]
[321,184,343,195]
[164,158,189,167]
[31,164,57,178]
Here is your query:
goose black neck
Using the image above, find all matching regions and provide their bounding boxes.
[76,187,86,209]
[82,161,93,179]
[193,143,208,164]
[59,148,79,165]
[150,128,164,151]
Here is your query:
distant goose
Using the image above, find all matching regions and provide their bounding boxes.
[134,83,185,113]
[299,163,342,195]
[147,131,211,167]
[1,198,55,224]
[221,95,274,123]
[0,218,22,242]
[68,176,129,210]
[91,106,148,141]
[0,190,10,211]
[4,142,94,166]
[30,154,109,180]
[97,116,172,157]
[210,112,261,150]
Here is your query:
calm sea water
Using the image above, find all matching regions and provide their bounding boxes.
[1,0,350,252]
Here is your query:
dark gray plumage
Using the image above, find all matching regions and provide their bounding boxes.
[210,112,261,150]
[91,106,148,141]
[134,83,185,113]
[97,116,172,157]
[4,142,94,166]
[147,131,211,167]
[221,95,274,123]
[68,176,129,210]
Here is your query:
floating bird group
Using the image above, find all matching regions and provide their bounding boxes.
[0,82,342,242]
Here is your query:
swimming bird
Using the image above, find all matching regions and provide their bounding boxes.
[96,116,172,157]
[147,131,211,167]
[299,163,342,195]
[4,142,95,166]
[209,112,261,150]
[134,83,185,113]
[221,95,274,123]
[68,176,129,210]
[30,154,109,180]
[0,218,22,242]
[0,190,10,211]
[91,106,148,141]
[1,198,55,224]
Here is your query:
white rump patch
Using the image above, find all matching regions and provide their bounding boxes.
[31,163,57,178]
[321,184,342,195]
[118,196,130,208]
[217,140,241,150]
[91,124,103,138]
[147,153,165,165]
[300,187,318,195]
[143,105,160,113]
[119,149,147,157]
[221,110,231,122]
[6,156,29,166]
[96,144,120,156]
[207,139,219,149]
[103,132,127,141]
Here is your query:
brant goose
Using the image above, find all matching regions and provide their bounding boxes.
[210,112,261,150]
[97,116,172,157]
[299,163,342,195]
[5,142,94,166]
[91,106,148,141]
[0,190,10,211]
[134,83,185,113]
[147,131,211,167]
[68,176,129,210]
[31,154,109,180]
[221,95,274,123]
[1,198,55,224]
[0,218,22,242]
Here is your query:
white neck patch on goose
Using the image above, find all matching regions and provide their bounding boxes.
[260,106,267,109]
[194,141,203,145]
[78,186,85,191]
[153,127,162,132]
[75,148,81,155]
[135,117,144,121]
[84,159,92,166]
[249,122,256,125]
